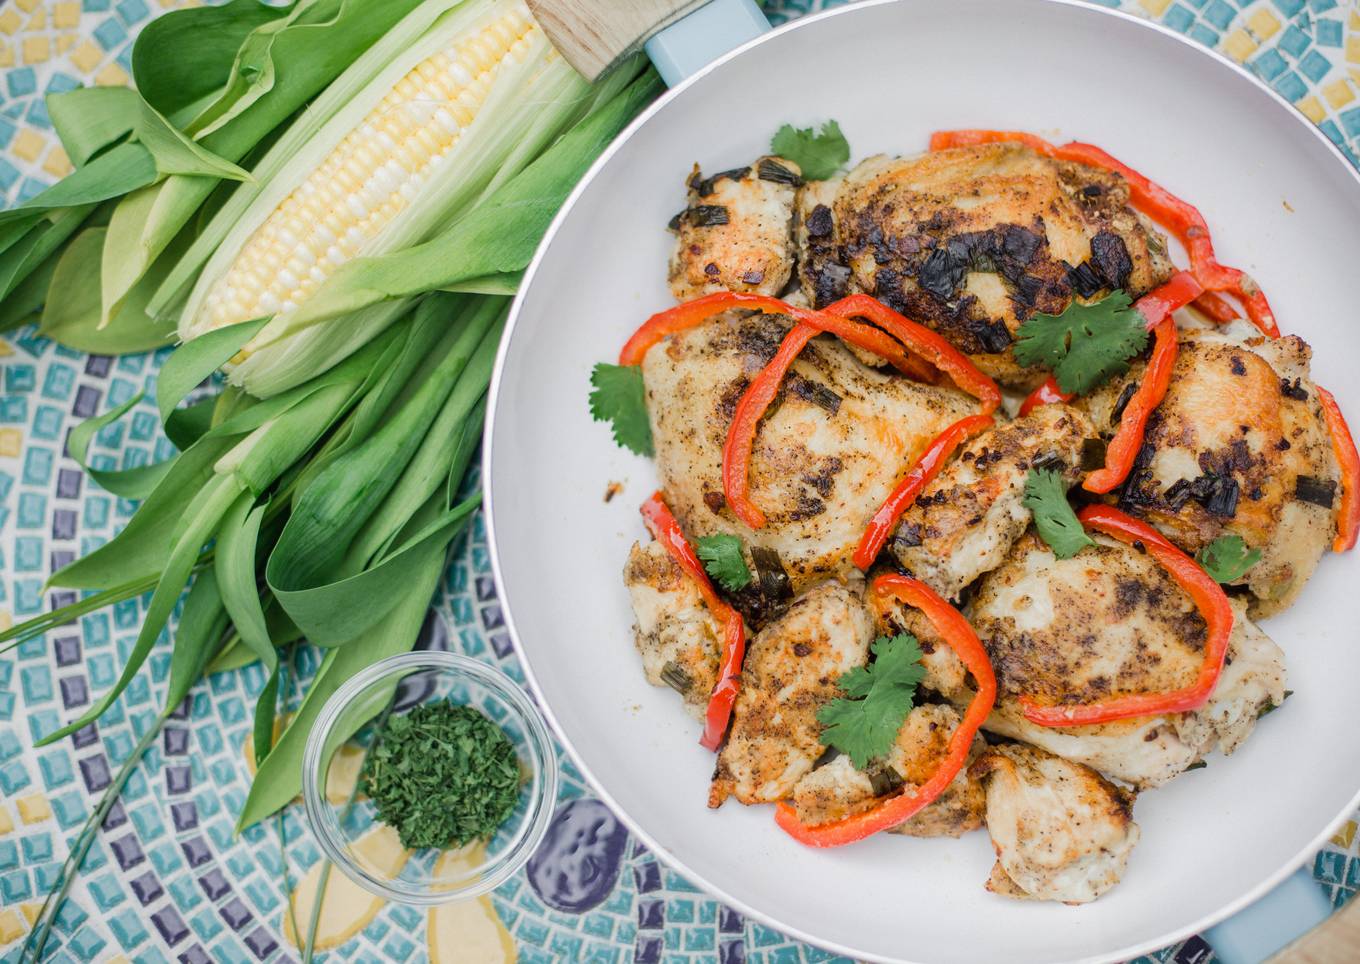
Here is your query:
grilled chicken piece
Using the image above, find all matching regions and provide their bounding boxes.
[710,581,873,807]
[642,312,979,598]
[623,540,722,720]
[791,703,985,837]
[668,156,802,300]
[1081,323,1338,617]
[890,404,1097,599]
[971,743,1139,904]
[964,534,1286,788]
[797,144,1174,388]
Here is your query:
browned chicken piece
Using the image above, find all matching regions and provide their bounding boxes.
[710,581,873,807]
[890,404,1097,599]
[623,540,722,720]
[966,534,1286,788]
[797,144,1175,388]
[1080,323,1339,617]
[791,703,985,837]
[642,312,979,599]
[971,743,1140,904]
[668,156,802,300]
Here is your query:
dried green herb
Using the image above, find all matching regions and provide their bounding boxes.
[361,702,521,851]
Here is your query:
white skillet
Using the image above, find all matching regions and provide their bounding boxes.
[486,2,1360,961]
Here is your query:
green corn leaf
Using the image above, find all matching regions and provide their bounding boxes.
[0,144,157,228]
[156,318,268,425]
[0,204,94,302]
[164,396,219,452]
[67,392,178,500]
[163,568,230,714]
[0,240,63,333]
[441,271,524,296]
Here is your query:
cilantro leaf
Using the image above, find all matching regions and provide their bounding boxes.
[1023,468,1094,560]
[695,534,752,592]
[816,634,925,769]
[589,363,653,457]
[1013,290,1148,395]
[1196,534,1261,583]
[770,120,850,181]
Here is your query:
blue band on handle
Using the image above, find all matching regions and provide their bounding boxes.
[1205,867,1332,964]
[643,0,770,87]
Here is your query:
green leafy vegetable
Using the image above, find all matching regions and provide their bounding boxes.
[589,363,653,457]
[817,634,925,769]
[770,120,850,181]
[695,534,752,592]
[1023,469,1095,560]
[362,702,521,851]
[1013,290,1148,395]
[1196,534,1262,583]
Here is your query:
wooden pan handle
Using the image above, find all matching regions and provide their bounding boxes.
[527,0,708,80]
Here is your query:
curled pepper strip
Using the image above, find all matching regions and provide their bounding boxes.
[640,492,746,750]
[1018,375,1072,417]
[1020,505,1234,727]
[774,575,996,847]
[928,131,1279,337]
[1083,272,1203,494]
[853,413,995,570]
[1316,387,1360,552]
[619,291,928,378]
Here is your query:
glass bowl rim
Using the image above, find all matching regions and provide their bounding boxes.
[301,650,559,906]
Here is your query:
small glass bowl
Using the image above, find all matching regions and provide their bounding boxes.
[302,652,558,905]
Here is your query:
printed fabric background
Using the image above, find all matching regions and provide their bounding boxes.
[1,1,1359,962]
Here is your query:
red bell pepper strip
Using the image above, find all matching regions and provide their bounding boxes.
[1316,387,1360,553]
[773,575,996,847]
[1083,272,1203,494]
[640,492,746,750]
[1192,291,1239,324]
[1019,505,1234,727]
[1018,375,1072,417]
[618,291,924,377]
[928,129,1057,155]
[852,413,995,570]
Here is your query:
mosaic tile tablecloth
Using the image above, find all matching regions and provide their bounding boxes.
[1,1,1359,962]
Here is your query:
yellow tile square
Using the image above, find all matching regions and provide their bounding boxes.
[95,63,130,87]
[44,146,73,179]
[0,806,13,835]
[14,0,39,12]
[0,42,12,69]
[11,129,44,163]
[19,904,39,926]
[27,9,46,30]
[1139,0,1172,16]
[57,35,77,54]
[1332,819,1357,848]
[69,38,102,73]
[0,428,22,458]
[1324,78,1356,109]
[16,793,51,825]
[1248,8,1281,41]
[54,2,81,30]
[1223,29,1258,64]
[1297,95,1326,124]
[0,9,21,35]
[0,910,27,946]
[22,35,49,65]
[1348,34,1360,66]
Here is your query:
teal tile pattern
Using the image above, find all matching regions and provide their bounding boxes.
[1,0,1358,962]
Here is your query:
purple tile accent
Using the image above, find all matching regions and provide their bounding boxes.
[80,755,111,792]
[49,549,75,571]
[243,926,278,960]
[179,947,212,964]
[718,905,744,934]
[1174,937,1213,964]
[637,899,664,930]
[71,724,99,749]
[636,936,663,964]
[719,938,747,964]
[170,802,198,832]
[219,897,252,930]
[480,603,504,631]
[152,906,190,946]
[53,637,81,667]
[48,590,76,610]
[102,799,127,830]
[181,836,212,869]
[475,575,497,602]
[52,509,77,540]
[490,632,514,659]
[197,869,229,901]
[129,870,163,904]
[165,765,191,794]
[168,698,191,720]
[163,728,189,755]
[110,834,145,871]
[73,386,100,419]
[84,355,112,377]
[55,468,82,499]
[59,675,88,708]
[633,862,661,893]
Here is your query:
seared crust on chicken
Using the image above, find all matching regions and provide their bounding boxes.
[972,743,1139,904]
[798,144,1174,387]
[642,313,978,596]
[624,540,722,720]
[669,156,802,301]
[1082,323,1338,617]
[791,703,985,837]
[891,404,1097,600]
[710,581,873,808]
